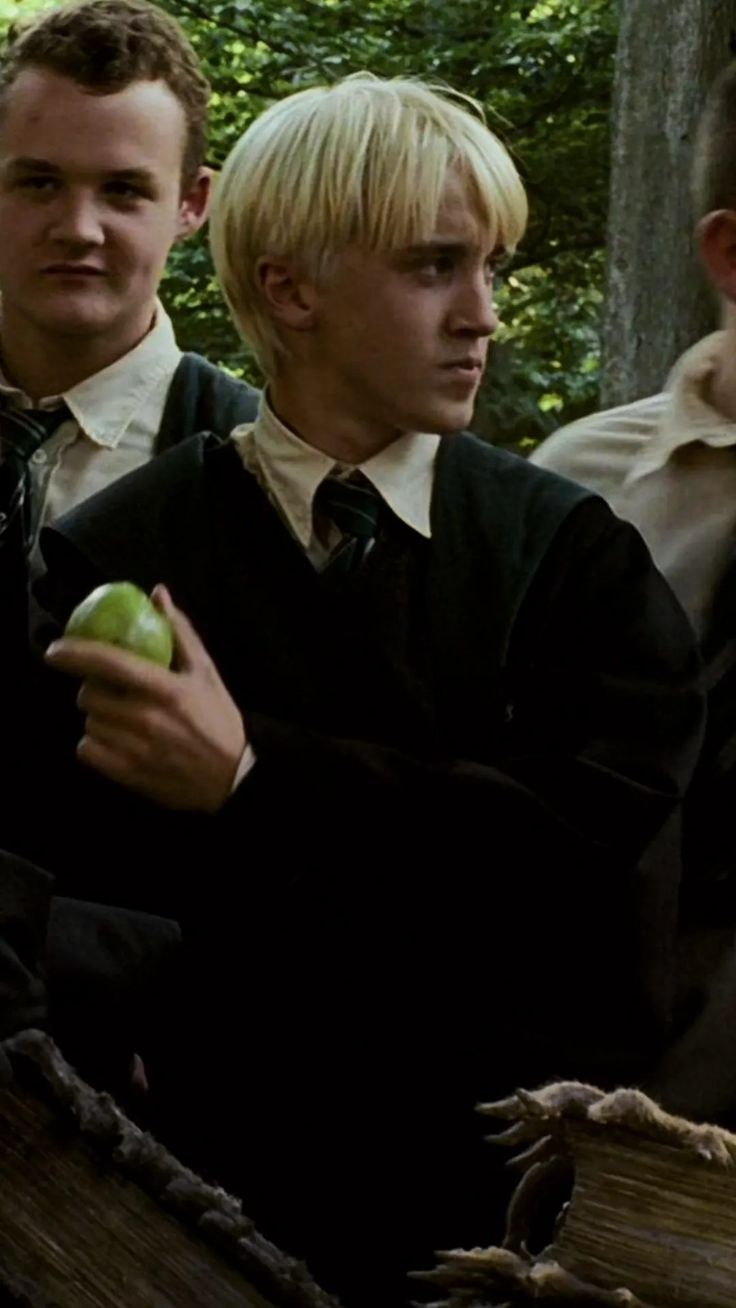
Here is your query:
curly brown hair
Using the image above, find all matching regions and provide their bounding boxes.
[0,0,210,190]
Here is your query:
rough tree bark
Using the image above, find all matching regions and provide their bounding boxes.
[601,0,736,407]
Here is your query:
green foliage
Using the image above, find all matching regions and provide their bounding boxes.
[0,0,52,23]
[1,0,617,449]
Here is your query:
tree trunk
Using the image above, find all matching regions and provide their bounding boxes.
[601,0,736,407]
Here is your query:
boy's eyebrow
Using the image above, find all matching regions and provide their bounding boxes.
[401,240,470,257]
[5,157,156,185]
[4,156,61,174]
[399,239,508,260]
[102,167,157,186]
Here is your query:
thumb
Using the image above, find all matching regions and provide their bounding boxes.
[151,584,209,673]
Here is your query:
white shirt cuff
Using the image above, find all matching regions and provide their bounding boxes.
[230,743,257,792]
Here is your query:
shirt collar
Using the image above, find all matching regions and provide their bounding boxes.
[627,330,736,482]
[232,393,439,549]
[359,428,439,538]
[0,299,181,447]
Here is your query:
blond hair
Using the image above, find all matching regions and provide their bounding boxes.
[209,73,527,377]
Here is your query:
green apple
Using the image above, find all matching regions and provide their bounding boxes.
[64,582,174,668]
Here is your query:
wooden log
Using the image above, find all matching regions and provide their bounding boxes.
[0,1030,341,1308]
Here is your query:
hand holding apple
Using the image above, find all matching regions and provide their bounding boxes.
[46,584,247,812]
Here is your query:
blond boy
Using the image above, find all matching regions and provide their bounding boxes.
[35,75,702,1304]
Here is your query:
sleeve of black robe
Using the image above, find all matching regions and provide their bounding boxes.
[0,848,181,1094]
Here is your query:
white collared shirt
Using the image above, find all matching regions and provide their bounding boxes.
[531,332,736,636]
[230,393,440,567]
[0,299,181,563]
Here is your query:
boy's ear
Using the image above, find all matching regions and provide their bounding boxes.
[256,256,320,331]
[176,166,214,240]
[697,209,736,301]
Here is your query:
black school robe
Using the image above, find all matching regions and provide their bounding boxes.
[19,429,704,1305]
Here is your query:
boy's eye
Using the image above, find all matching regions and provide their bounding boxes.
[484,259,501,286]
[105,182,145,199]
[487,249,511,280]
[418,254,456,279]
[430,254,454,274]
[17,176,57,192]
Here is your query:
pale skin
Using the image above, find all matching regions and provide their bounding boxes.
[260,173,500,462]
[46,175,502,810]
[0,69,211,399]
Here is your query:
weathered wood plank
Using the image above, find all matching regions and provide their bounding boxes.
[0,1031,341,1308]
